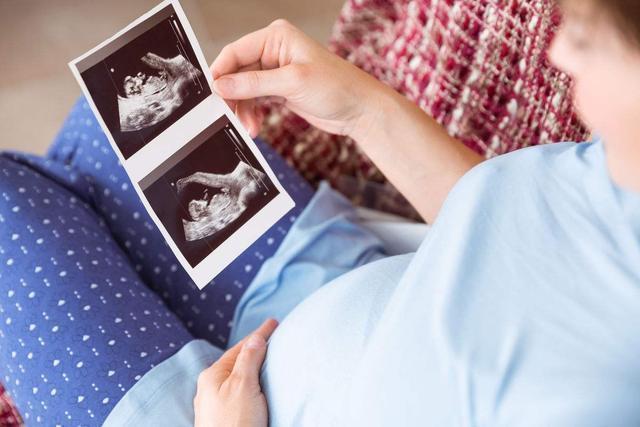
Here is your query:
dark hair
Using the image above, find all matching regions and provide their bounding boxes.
[593,0,640,45]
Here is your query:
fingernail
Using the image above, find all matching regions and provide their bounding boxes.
[245,334,265,349]
[213,77,234,95]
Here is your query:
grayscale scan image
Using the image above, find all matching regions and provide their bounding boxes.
[118,52,203,132]
[78,5,211,159]
[177,161,268,241]
[142,116,279,267]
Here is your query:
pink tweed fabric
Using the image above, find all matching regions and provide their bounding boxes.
[259,0,590,217]
[0,385,21,427]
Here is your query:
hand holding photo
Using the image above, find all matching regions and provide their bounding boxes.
[69,0,294,288]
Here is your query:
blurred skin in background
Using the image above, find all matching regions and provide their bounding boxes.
[549,0,640,192]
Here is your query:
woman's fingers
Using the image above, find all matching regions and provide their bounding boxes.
[210,21,310,132]
[213,65,304,100]
[209,318,279,388]
[194,319,277,427]
[211,28,269,78]
[231,319,278,385]
[235,99,260,138]
[211,20,303,101]
[248,318,279,345]
[211,20,293,79]
[214,62,263,136]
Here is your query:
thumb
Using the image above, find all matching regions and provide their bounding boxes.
[232,333,268,385]
[212,65,304,100]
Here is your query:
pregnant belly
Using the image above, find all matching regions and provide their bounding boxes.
[259,254,413,426]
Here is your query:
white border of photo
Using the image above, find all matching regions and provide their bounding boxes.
[69,0,295,289]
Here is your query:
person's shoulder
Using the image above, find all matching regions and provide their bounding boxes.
[480,140,596,172]
[440,140,603,220]
[459,140,601,190]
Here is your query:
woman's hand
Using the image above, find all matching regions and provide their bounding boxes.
[194,319,278,427]
[212,20,483,223]
[210,19,385,139]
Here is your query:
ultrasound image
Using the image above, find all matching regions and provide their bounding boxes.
[118,52,202,132]
[176,161,268,241]
[143,119,279,267]
[80,5,211,159]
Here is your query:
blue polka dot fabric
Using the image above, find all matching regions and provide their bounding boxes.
[0,96,315,425]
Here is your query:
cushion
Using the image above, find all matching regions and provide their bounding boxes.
[259,0,590,218]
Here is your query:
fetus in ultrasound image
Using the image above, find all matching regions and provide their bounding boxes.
[143,120,279,267]
[118,52,203,132]
[79,5,211,159]
[176,161,268,241]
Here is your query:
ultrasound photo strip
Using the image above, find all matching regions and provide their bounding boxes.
[69,0,296,288]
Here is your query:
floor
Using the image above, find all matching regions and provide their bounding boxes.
[0,0,345,154]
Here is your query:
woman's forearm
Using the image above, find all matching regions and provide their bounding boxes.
[209,20,483,223]
[350,82,483,223]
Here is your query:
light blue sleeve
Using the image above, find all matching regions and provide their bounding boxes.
[103,340,222,427]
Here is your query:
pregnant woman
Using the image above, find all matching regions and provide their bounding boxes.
[1,0,639,425]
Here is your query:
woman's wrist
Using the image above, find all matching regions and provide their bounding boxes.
[338,72,482,222]
[346,77,396,145]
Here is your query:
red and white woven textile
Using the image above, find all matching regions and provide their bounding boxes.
[0,385,21,427]
[260,0,590,217]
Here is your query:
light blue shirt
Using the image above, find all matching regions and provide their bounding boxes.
[106,140,640,426]
[262,140,640,426]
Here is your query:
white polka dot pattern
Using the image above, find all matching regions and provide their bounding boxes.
[0,96,315,425]
[0,154,192,425]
